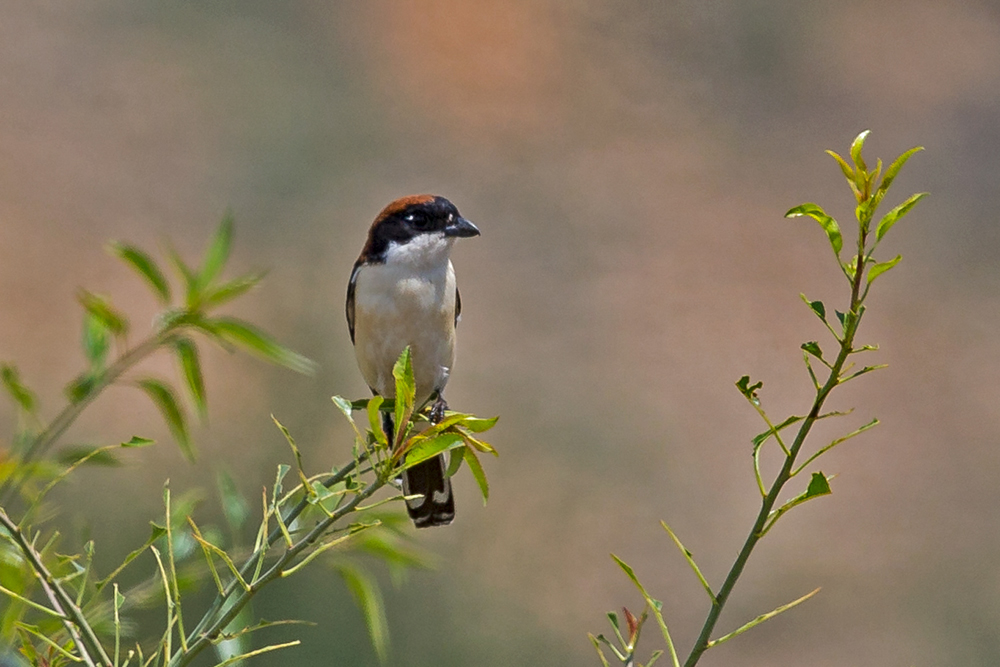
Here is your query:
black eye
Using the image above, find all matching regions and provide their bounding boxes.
[404,212,431,230]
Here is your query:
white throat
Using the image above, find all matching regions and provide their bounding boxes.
[383,233,455,272]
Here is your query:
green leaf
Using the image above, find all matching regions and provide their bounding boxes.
[875,192,928,241]
[65,373,98,403]
[367,395,388,446]
[867,255,902,284]
[82,311,111,367]
[335,562,389,663]
[785,203,843,256]
[167,247,199,308]
[108,242,171,303]
[751,415,804,448]
[206,317,316,375]
[800,295,825,321]
[800,341,823,360]
[392,347,415,432]
[78,290,129,336]
[849,129,870,174]
[804,471,832,499]
[735,375,763,399]
[1,364,36,414]
[875,146,924,203]
[96,522,168,590]
[403,432,465,469]
[706,588,821,648]
[174,337,207,420]
[137,378,193,461]
[57,446,121,467]
[202,271,266,309]
[458,416,499,433]
[217,469,250,533]
[199,211,234,289]
[825,149,854,183]
[463,446,489,504]
[121,435,155,447]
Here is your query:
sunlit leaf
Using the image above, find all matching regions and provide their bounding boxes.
[136,378,193,461]
[849,129,870,174]
[121,435,155,447]
[875,146,924,204]
[402,432,464,469]
[785,203,843,256]
[108,241,171,303]
[392,347,415,432]
[463,446,489,504]
[867,255,902,284]
[875,192,928,242]
[800,295,825,321]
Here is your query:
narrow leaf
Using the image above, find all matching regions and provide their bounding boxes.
[825,150,854,183]
[78,290,129,336]
[58,446,121,467]
[174,338,207,420]
[367,395,387,446]
[785,203,843,256]
[207,317,316,374]
[875,193,928,241]
[463,446,489,504]
[122,435,155,447]
[849,129,870,173]
[707,588,821,648]
[108,242,171,303]
[402,432,465,468]
[137,378,193,461]
[82,312,111,367]
[200,211,234,289]
[392,347,415,433]
[96,522,168,590]
[661,522,714,602]
[1,364,36,414]
[867,255,902,284]
[336,562,389,663]
[202,271,266,309]
[876,146,924,201]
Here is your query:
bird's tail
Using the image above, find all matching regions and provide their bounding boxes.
[383,411,455,528]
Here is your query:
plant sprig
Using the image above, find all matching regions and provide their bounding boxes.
[593,131,925,667]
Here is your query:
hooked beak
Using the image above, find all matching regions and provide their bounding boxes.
[443,216,481,238]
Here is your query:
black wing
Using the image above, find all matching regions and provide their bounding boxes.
[455,287,462,327]
[346,262,362,344]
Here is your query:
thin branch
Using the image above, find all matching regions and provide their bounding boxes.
[0,509,111,667]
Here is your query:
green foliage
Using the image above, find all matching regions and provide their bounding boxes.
[594,131,925,667]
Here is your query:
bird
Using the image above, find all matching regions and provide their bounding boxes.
[346,194,480,527]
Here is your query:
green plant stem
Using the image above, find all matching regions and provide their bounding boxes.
[0,508,112,667]
[682,243,867,667]
[168,473,386,667]
[0,328,178,507]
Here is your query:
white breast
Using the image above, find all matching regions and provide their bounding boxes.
[352,254,458,404]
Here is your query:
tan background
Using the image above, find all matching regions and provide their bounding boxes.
[1,2,998,665]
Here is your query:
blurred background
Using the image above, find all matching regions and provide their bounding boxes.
[2,1,999,665]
